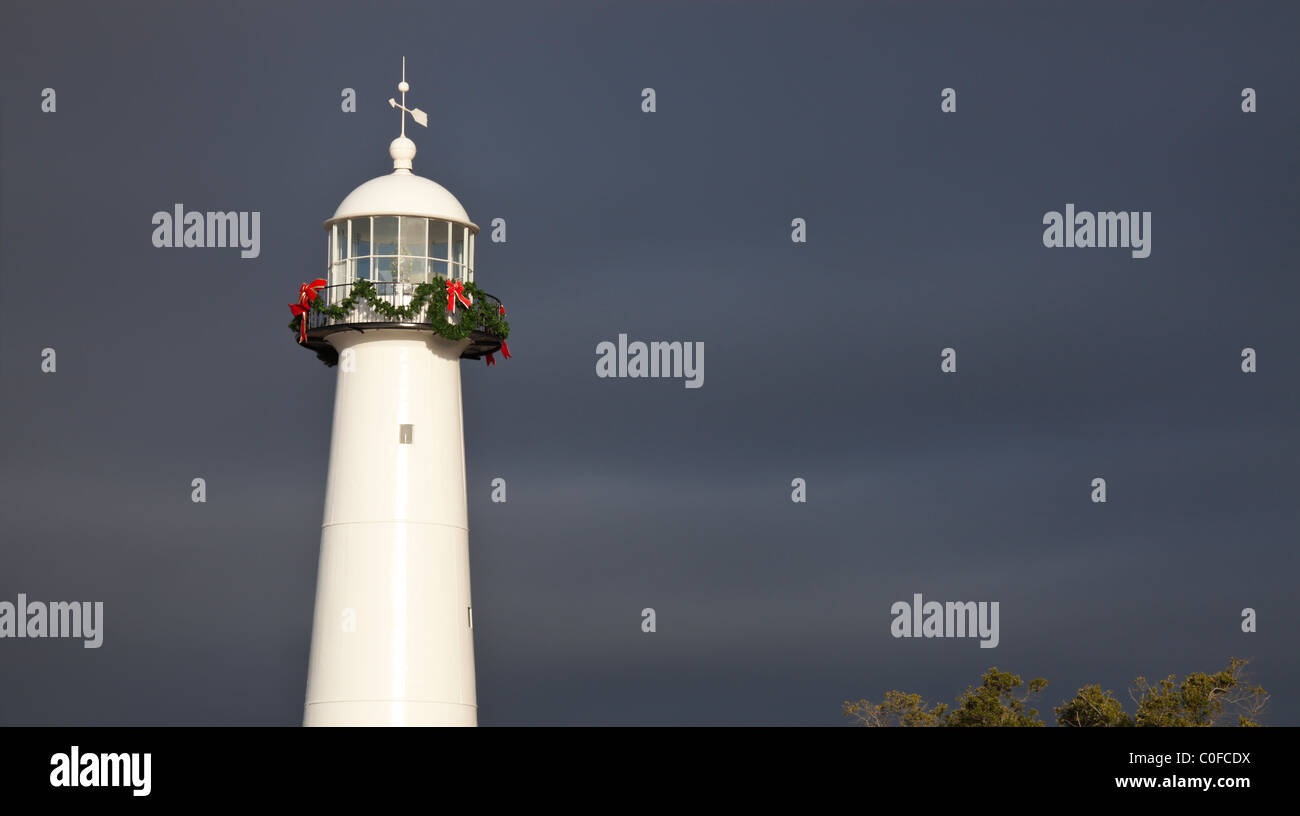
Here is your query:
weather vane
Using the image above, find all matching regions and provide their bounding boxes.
[389,56,428,136]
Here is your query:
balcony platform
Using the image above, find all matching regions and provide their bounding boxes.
[299,323,504,366]
[296,282,506,367]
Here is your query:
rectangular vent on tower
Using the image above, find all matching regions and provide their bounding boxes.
[399,424,413,444]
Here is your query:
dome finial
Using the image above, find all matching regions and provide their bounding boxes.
[387,57,428,173]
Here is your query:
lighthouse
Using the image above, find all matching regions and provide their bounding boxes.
[290,61,508,727]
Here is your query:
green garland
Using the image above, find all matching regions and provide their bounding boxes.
[288,278,509,343]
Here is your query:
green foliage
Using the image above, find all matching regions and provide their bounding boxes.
[843,691,948,727]
[944,668,1048,727]
[1054,685,1132,727]
[842,668,1046,727]
[288,277,509,344]
[1129,657,1268,727]
[846,658,1269,727]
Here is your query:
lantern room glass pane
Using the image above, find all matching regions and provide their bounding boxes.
[399,217,426,258]
[372,217,397,286]
[428,219,450,259]
[451,227,466,281]
[398,256,427,284]
[374,256,395,285]
[373,216,398,257]
[331,223,348,287]
[333,223,347,262]
[428,220,451,279]
[350,218,371,280]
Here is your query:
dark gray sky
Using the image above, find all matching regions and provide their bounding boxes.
[1,1,1297,725]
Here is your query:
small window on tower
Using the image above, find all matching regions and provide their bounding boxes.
[398,424,413,444]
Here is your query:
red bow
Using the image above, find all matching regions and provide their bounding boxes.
[289,278,328,343]
[446,279,472,313]
[485,342,510,367]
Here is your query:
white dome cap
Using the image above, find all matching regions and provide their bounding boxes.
[329,135,475,228]
[331,172,474,227]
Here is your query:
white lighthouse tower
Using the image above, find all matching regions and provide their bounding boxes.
[292,61,508,727]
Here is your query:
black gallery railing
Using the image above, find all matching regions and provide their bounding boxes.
[303,281,504,332]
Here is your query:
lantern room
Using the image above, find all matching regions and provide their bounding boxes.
[323,139,478,293]
[292,133,506,366]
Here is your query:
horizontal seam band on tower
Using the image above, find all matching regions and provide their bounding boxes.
[305,699,478,708]
[321,520,469,533]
